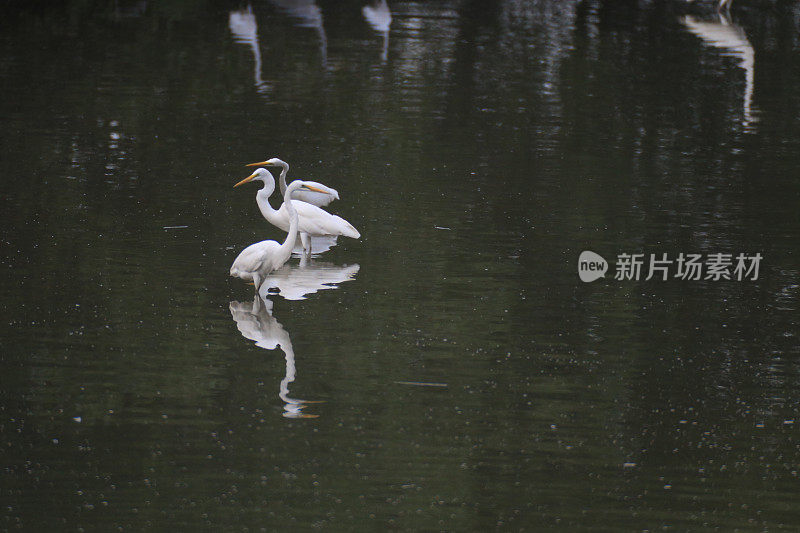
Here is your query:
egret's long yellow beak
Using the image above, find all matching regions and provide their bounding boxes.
[246,160,275,167]
[303,184,327,194]
[234,171,258,188]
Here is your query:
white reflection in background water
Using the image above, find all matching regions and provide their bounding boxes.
[228,6,270,94]
[682,13,758,130]
[362,0,392,62]
[231,1,391,84]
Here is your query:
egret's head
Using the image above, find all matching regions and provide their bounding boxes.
[246,157,287,168]
[234,167,273,188]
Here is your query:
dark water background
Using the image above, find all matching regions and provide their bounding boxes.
[1,0,799,530]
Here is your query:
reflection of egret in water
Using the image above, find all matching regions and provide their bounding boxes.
[362,0,392,62]
[230,261,359,417]
[260,256,360,300]
[269,0,328,67]
[230,295,321,419]
[229,6,270,93]
[287,235,337,257]
[682,14,758,130]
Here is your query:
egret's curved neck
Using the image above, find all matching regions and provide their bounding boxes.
[277,161,290,196]
[279,341,297,403]
[255,177,278,220]
[279,184,300,257]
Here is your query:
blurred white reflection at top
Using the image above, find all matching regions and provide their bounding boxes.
[363,0,392,62]
[229,6,270,93]
[682,14,758,130]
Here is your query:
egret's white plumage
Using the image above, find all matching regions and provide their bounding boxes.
[246,157,338,207]
[230,180,328,289]
[235,167,360,255]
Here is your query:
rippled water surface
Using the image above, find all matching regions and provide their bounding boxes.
[2,1,800,530]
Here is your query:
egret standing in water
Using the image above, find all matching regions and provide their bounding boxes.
[230,180,330,291]
[246,157,338,207]
[234,167,360,255]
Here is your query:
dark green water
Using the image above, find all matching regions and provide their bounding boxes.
[2,1,799,530]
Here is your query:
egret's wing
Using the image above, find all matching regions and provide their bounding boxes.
[292,201,360,239]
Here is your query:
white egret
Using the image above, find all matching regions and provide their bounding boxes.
[230,180,329,290]
[234,167,360,255]
[246,157,338,207]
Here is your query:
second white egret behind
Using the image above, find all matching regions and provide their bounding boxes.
[246,157,338,207]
